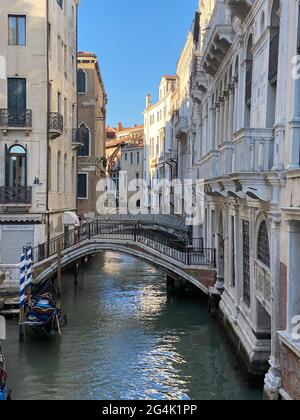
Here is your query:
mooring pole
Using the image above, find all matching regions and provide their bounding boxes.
[57,239,62,297]
[19,251,26,343]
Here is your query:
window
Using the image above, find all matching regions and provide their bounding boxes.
[57,0,63,9]
[78,124,90,156]
[125,153,128,161]
[137,151,140,165]
[77,174,88,199]
[6,145,26,188]
[57,151,61,193]
[8,15,26,46]
[77,69,86,94]
[64,154,68,193]
[7,78,26,124]
[130,153,133,165]
[257,221,270,268]
[243,220,251,306]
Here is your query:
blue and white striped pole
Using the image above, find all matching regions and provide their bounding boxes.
[26,248,32,289]
[26,247,32,305]
[20,253,26,308]
[19,252,26,342]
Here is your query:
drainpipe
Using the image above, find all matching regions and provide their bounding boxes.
[46,0,50,251]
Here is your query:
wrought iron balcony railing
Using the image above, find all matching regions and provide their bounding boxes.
[72,128,84,146]
[0,186,32,205]
[49,112,63,139]
[0,109,32,129]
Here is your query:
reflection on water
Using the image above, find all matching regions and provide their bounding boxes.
[3,252,262,400]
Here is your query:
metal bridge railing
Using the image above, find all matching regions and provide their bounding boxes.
[31,220,216,268]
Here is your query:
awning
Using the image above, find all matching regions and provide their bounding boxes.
[64,211,80,227]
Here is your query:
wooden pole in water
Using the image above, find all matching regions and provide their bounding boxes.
[57,239,62,297]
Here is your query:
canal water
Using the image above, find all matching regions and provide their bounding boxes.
[3,252,262,400]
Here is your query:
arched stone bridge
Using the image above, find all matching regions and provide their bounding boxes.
[31,220,217,294]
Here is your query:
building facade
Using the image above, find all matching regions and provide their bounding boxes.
[189,0,300,400]
[0,0,80,285]
[144,76,177,193]
[77,52,107,219]
[106,123,144,200]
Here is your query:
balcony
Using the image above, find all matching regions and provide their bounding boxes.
[0,109,32,131]
[202,1,234,77]
[49,112,63,139]
[0,186,32,206]
[225,0,254,22]
[72,128,84,149]
[233,128,274,173]
[175,117,188,139]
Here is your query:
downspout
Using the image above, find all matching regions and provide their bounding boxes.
[75,2,79,214]
[46,0,50,249]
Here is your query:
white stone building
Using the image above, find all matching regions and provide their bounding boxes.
[0,0,80,286]
[144,76,177,201]
[188,0,300,400]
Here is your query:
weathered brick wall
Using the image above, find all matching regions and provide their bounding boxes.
[280,262,287,330]
[186,268,216,289]
[280,343,300,400]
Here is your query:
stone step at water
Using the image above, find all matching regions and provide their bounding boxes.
[4,298,19,309]
[0,309,20,319]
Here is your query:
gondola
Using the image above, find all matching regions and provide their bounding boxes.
[0,343,10,401]
[25,284,67,339]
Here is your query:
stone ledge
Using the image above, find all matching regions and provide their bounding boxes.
[278,331,300,359]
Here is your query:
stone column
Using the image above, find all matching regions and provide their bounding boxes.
[264,214,282,400]
[209,99,216,151]
[215,102,220,148]
[233,77,239,134]
[223,91,229,143]
[227,83,235,142]
[233,204,241,323]
[219,96,225,145]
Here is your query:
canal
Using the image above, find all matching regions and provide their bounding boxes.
[3,251,262,400]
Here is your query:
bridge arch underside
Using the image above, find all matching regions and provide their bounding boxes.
[33,241,215,295]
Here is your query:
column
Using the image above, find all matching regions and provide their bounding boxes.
[209,100,216,151]
[215,102,220,148]
[264,214,282,399]
[233,77,239,134]
[233,204,241,323]
[219,96,225,145]
[223,91,229,143]
[227,83,235,142]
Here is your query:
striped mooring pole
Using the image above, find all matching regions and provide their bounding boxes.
[19,252,26,343]
[26,247,32,305]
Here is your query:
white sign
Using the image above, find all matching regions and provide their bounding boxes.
[2,225,34,232]
[0,316,6,340]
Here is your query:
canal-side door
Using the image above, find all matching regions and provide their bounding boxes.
[1,225,34,264]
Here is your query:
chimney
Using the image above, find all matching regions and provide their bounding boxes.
[146,94,152,109]
[117,122,123,131]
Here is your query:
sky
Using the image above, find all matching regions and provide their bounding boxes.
[78,0,198,128]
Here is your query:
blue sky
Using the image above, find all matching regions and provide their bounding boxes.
[78,0,198,127]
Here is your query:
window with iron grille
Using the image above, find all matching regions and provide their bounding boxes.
[257,220,270,268]
[231,216,235,287]
[243,220,250,306]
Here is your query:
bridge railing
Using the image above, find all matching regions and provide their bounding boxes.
[31,220,216,268]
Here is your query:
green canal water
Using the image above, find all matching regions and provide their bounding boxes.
[3,252,262,400]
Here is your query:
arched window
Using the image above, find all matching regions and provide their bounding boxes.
[78,123,90,157]
[57,151,61,193]
[6,145,26,188]
[77,69,86,94]
[72,156,75,194]
[64,153,68,193]
[257,220,270,267]
[48,147,52,191]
